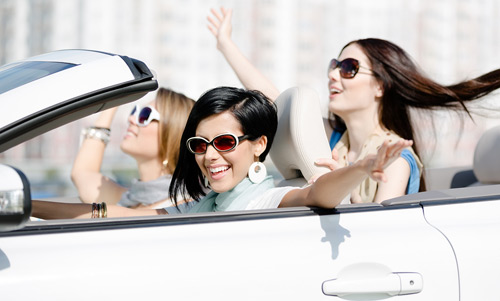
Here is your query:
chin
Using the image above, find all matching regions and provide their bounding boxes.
[120,142,130,154]
[210,181,237,194]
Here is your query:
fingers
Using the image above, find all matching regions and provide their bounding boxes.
[207,15,217,27]
[332,148,339,161]
[386,141,402,158]
[371,171,387,183]
[207,7,232,38]
[359,138,414,183]
[386,139,412,157]
[207,12,220,37]
[207,24,217,36]
[223,7,233,19]
[314,158,337,170]
[373,140,389,169]
[210,7,223,22]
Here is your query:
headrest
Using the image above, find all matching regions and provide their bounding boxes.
[473,125,500,183]
[269,87,332,185]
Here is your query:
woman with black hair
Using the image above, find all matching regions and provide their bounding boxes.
[168,86,411,212]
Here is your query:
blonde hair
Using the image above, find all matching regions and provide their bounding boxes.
[155,87,195,174]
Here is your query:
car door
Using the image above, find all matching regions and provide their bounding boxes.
[0,203,457,300]
[423,194,500,300]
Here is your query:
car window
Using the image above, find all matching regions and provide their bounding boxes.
[0,117,136,200]
[0,61,76,94]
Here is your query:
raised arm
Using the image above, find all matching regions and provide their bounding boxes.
[280,140,412,208]
[207,7,280,100]
[71,107,127,204]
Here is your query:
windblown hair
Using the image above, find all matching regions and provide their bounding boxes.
[169,86,277,203]
[156,87,195,174]
[330,38,500,191]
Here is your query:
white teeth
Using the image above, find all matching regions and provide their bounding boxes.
[330,88,341,93]
[209,166,229,173]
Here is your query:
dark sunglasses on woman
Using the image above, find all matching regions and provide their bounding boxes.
[130,105,160,127]
[328,58,373,79]
[186,133,252,154]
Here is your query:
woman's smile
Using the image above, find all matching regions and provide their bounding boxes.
[208,164,231,180]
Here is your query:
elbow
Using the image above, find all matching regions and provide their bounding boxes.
[306,188,343,209]
[70,169,79,185]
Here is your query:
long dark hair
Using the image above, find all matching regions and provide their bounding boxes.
[169,86,278,203]
[330,38,500,191]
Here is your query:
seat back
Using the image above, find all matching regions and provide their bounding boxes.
[473,125,500,184]
[269,87,332,187]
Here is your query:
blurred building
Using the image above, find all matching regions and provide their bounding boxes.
[0,0,499,196]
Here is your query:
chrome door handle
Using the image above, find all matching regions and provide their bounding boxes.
[322,272,423,297]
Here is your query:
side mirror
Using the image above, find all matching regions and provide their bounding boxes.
[0,164,31,231]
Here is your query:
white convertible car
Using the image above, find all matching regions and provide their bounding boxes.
[0,50,499,301]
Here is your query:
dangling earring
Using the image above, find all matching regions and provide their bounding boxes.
[248,161,267,184]
[204,175,209,188]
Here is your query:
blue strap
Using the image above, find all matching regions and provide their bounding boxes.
[401,149,420,194]
[329,130,343,149]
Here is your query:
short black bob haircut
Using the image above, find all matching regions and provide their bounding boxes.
[169,86,278,203]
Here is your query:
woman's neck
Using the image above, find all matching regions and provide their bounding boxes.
[136,158,167,182]
[343,114,384,162]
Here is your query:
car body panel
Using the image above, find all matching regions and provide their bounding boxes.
[0,205,458,300]
[423,200,500,300]
[0,50,135,128]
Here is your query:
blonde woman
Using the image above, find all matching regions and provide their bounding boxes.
[71,87,194,209]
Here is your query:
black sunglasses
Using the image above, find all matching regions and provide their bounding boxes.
[327,58,373,79]
[186,133,252,154]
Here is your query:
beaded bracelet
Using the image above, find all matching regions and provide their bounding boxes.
[81,126,111,145]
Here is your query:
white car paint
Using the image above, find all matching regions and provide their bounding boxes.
[0,50,135,128]
[0,205,461,300]
[423,200,500,300]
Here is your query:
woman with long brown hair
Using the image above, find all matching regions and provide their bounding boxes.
[208,7,500,203]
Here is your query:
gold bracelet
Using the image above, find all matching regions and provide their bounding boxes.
[101,202,107,218]
[91,202,108,218]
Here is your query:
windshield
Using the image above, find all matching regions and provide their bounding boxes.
[0,61,77,94]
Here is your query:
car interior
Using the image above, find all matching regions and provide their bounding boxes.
[270,86,367,207]
[269,86,500,208]
[270,86,332,187]
[4,85,500,232]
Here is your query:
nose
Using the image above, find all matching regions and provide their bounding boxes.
[328,66,341,81]
[204,144,220,161]
[128,113,136,125]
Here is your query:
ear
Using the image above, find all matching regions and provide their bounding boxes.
[374,80,384,98]
[253,135,268,158]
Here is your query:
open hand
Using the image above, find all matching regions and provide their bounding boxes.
[309,149,340,184]
[207,7,233,50]
[361,139,413,182]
